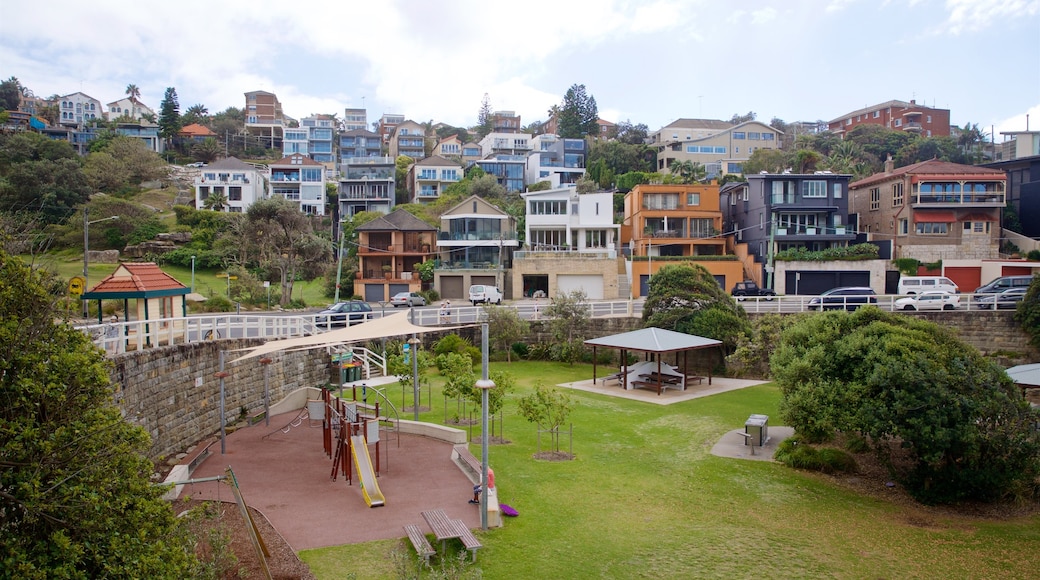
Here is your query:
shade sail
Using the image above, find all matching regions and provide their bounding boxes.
[230,311,469,363]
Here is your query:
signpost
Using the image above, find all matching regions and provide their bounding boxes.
[217,273,238,298]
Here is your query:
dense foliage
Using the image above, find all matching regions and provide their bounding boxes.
[771,307,1040,504]
[642,263,751,353]
[0,132,91,223]
[556,83,599,139]
[1013,274,1040,349]
[0,248,198,577]
[774,243,879,261]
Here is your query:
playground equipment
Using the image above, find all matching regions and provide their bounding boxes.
[323,388,386,508]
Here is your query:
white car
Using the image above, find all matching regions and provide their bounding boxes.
[390,291,426,307]
[894,290,960,311]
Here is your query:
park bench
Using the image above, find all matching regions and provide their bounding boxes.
[403,524,435,566]
[449,519,483,561]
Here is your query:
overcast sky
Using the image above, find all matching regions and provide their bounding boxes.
[2,0,1038,140]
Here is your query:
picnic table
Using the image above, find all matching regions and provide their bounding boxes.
[421,509,460,551]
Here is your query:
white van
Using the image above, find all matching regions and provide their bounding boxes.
[468,284,503,305]
[897,276,958,295]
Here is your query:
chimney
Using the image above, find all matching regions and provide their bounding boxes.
[910,99,916,105]
[884,154,894,174]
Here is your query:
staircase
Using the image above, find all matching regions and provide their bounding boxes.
[617,258,631,299]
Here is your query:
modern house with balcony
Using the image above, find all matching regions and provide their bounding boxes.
[194,157,268,213]
[339,128,382,159]
[623,184,743,297]
[245,90,286,150]
[338,155,395,218]
[653,119,782,179]
[728,172,855,287]
[389,120,427,160]
[299,114,338,165]
[354,209,436,302]
[470,155,527,192]
[461,141,482,164]
[268,153,326,215]
[434,196,518,299]
[114,122,163,153]
[491,110,521,133]
[478,131,532,158]
[850,158,1005,262]
[982,131,1040,238]
[409,155,462,203]
[526,134,586,188]
[513,188,622,299]
[378,113,405,144]
[343,108,368,132]
[828,99,950,137]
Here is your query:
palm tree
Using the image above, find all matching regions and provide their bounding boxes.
[668,160,706,184]
[125,84,141,101]
[183,104,209,126]
[202,190,228,212]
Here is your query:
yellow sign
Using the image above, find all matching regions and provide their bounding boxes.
[69,276,85,296]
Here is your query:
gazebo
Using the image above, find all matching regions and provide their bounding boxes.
[584,327,723,395]
[80,262,189,345]
[1006,363,1040,399]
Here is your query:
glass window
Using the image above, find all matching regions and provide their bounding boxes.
[714,146,726,153]
[761,134,774,141]
[699,146,713,153]
[801,181,826,198]
[748,132,761,140]
[733,132,745,139]
[687,193,700,206]
[833,183,842,198]
[686,146,697,153]
[915,222,948,235]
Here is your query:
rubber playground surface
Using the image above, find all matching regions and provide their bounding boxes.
[178,412,478,551]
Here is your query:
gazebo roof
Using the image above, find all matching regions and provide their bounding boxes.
[584,327,721,354]
[1007,363,1040,387]
[82,262,188,299]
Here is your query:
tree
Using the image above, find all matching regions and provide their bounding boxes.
[792,149,823,173]
[957,122,987,164]
[740,148,791,174]
[772,307,1040,504]
[556,83,599,139]
[543,289,591,364]
[245,197,329,306]
[0,76,23,110]
[1014,274,1040,349]
[125,83,141,100]
[610,120,649,145]
[476,93,493,139]
[517,383,573,455]
[157,87,181,144]
[668,159,706,184]
[192,136,222,162]
[729,111,756,124]
[181,104,209,127]
[483,305,530,362]
[588,139,656,176]
[0,132,91,223]
[643,263,751,353]
[201,190,228,212]
[0,249,198,577]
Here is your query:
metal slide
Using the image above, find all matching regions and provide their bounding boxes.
[350,435,385,507]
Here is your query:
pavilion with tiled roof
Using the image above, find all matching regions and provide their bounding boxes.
[81,263,189,344]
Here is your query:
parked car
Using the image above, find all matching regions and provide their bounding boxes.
[186,161,207,168]
[808,287,878,311]
[894,290,960,311]
[975,275,1033,294]
[975,287,1027,310]
[314,300,372,328]
[390,291,426,307]
[469,284,503,305]
[731,280,776,300]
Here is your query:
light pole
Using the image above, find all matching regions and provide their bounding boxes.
[191,255,196,293]
[408,336,421,420]
[475,322,494,531]
[83,210,119,317]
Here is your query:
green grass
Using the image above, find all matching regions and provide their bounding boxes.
[299,361,1040,579]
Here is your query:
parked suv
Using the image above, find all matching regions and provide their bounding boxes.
[731,280,776,300]
[974,275,1034,294]
[808,287,878,311]
[315,300,372,328]
[468,284,503,305]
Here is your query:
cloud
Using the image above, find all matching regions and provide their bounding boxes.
[937,0,1039,35]
[825,0,858,13]
[994,103,1040,136]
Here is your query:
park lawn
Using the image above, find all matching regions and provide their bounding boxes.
[300,360,1040,579]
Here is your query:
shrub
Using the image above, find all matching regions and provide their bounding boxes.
[1027,249,1040,261]
[511,342,530,359]
[421,288,440,303]
[775,438,857,474]
[201,296,235,312]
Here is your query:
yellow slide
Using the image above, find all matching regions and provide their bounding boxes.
[350,435,385,507]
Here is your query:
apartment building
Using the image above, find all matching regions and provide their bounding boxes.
[526,134,586,188]
[653,119,782,178]
[269,153,327,215]
[194,157,268,213]
[388,120,426,160]
[828,99,951,137]
[409,155,462,203]
[435,195,518,299]
[245,90,286,150]
[338,156,395,218]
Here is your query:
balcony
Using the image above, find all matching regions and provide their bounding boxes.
[438,232,518,242]
[902,122,923,132]
[514,247,617,259]
[911,192,1005,207]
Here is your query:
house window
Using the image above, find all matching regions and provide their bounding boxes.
[846,118,852,126]
[833,183,842,198]
[870,187,880,210]
[686,145,697,153]
[801,180,826,198]
[742,190,748,202]
[714,146,726,153]
[748,132,761,140]
[761,134,774,141]
[926,115,932,123]
[898,218,908,235]
[892,183,904,206]
[873,111,880,118]
[734,146,739,153]
[687,193,700,206]
[895,119,902,127]
[228,187,242,201]
[915,222,948,235]
[733,132,745,139]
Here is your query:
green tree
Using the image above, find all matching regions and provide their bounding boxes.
[729,111,756,124]
[483,305,530,362]
[643,263,751,353]
[610,120,649,145]
[1014,274,1040,349]
[181,103,209,127]
[192,136,222,162]
[201,189,228,212]
[125,83,141,100]
[668,159,706,184]
[740,148,791,174]
[0,132,91,223]
[245,197,329,306]
[517,383,573,454]
[157,87,181,144]
[394,155,413,204]
[0,76,23,110]
[543,289,590,364]
[556,83,599,139]
[771,307,1040,504]
[0,249,198,577]
[476,93,493,139]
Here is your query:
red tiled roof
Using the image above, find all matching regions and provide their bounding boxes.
[89,262,186,293]
[851,159,1005,189]
[270,153,323,166]
[179,123,216,137]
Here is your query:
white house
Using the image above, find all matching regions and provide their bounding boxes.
[105,97,156,122]
[522,188,618,253]
[194,157,268,213]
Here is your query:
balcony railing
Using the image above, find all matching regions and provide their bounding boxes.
[438,232,518,241]
[911,193,1005,206]
[514,248,617,259]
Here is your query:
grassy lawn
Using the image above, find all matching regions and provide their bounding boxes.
[299,361,1040,579]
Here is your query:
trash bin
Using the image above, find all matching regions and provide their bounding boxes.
[351,364,362,382]
[744,414,769,446]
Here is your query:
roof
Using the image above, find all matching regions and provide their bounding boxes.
[231,311,468,363]
[82,262,188,298]
[414,155,461,167]
[585,327,722,354]
[179,123,216,137]
[828,100,911,124]
[659,118,734,131]
[342,128,380,137]
[356,208,436,232]
[206,157,258,171]
[1006,363,1040,387]
[850,159,1006,189]
[270,153,323,166]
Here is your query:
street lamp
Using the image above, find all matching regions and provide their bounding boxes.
[407,336,421,421]
[191,255,196,293]
[475,322,494,531]
[83,209,119,317]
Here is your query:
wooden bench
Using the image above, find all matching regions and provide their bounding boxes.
[453,444,483,480]
[449,519,483,561]
[685,375,706,386]
[403,524,435,566]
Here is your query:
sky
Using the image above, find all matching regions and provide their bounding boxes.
[2,0,1038,140]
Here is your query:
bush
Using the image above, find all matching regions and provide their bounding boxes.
[421,288,440,303]
[201,296,235,312]
[1027,249,1040,261]
[511,342,530,359]
[775,438,857,474]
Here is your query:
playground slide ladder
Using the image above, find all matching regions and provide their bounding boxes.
[350,435,385,508]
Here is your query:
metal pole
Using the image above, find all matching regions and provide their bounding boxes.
[409,337,420,421]
[218,351,227,454]
[191,255,196,293]
[83,208,89,317]
[333,223,346,303]
[478,323,492,531]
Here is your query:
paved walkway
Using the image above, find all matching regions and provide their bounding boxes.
[559,376,769,405]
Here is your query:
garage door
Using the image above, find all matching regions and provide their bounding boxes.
[471,275,497,287]
[364,284,384,302]
[440,276,464,300]
[558,274,604,299]
[784,271,870,295]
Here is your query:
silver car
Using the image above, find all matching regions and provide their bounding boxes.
[894,290,960,311]
[390,291,426,307]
